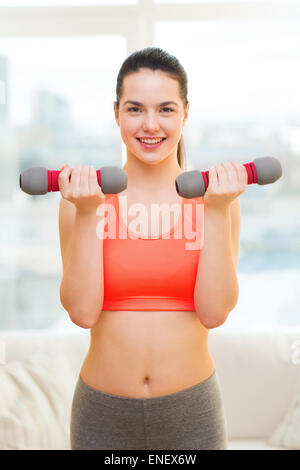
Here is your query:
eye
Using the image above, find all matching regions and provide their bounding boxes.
[128,107,140,112]
[127,107,174,113]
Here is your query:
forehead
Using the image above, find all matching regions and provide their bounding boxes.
[122,69,180,101]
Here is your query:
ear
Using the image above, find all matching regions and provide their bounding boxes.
[113,101,120,126]
[183,102,190,127]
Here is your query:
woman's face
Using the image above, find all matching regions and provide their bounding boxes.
[114,68,189,166]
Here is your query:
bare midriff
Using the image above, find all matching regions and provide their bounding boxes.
[80,309,215,398]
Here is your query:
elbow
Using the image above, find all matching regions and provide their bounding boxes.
[198,313,227,330]
[71,316,95,329]
[194,281,239,329]
[60,282,102,329]
[196,305,234,329]
[69,310,101,329]
[203,289,239,329]
[197,300,238,329]
[60,296,100,330]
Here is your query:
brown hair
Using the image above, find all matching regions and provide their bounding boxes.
[115,47,189,170]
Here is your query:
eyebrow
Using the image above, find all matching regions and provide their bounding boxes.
[123,100,178,107]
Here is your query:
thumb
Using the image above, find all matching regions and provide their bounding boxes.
[60,163,69,171]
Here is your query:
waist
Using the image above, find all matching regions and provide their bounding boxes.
[80,309,214,398]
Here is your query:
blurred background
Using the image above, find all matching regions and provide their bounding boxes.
[0,0,299,331]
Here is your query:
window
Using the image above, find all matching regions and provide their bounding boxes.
[0,1,299,330]
[0,0,138,6]
[0,35,126,329]
[155,0,278,3]
[156,19,300,328]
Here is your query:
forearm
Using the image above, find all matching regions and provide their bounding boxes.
[60,209,104,328]
[194,204,239,329]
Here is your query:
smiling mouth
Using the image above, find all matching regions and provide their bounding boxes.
[136,138,167,142]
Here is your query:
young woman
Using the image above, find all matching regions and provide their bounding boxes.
[59,47,247,450]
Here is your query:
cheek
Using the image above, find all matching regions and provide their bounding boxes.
[166,119,181,133]
[121,125,136,139]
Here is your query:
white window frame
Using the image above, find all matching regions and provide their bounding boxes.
[0,1,299,56]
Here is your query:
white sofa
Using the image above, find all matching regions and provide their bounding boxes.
[0,319,299,450]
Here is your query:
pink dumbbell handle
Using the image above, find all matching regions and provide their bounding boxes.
[48,169,102,191]
[201,162,257,191]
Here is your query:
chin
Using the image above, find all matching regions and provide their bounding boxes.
[128,142,175,164]
[138,156,163,165]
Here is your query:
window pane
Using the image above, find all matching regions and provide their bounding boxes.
[0,35,126,329]
[155,0,276,3]
[156,20,300,328]
[0,0,138,6]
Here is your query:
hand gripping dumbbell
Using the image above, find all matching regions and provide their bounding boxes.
[175,156,282,198]
[19,166,128,195]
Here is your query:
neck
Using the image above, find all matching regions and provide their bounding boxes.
[122,151,183,194]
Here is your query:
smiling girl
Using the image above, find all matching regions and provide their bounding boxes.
[59,47,247,450]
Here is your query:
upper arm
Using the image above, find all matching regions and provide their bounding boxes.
[59,197,77,276]
[230,197,241,270]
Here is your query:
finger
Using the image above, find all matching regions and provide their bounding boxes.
[233,162,248,188]
[241,163,248,186]
[80,166,90,195]
[222,161,238,187]
[58,165,72,193]
[208,165,218,187]
[215,163,229,187]
[70,165,81,191]
[89,165,100,194]
[60,163,69,171]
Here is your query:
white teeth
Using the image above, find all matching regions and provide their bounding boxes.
[140,138,163,144]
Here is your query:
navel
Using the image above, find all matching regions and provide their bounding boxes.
[143,376,150,385]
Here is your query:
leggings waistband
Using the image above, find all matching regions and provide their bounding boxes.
[76,370,218,412]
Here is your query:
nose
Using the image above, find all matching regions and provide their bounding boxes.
[142,111,160,133]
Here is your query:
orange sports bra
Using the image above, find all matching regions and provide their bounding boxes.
[101,193,204,311]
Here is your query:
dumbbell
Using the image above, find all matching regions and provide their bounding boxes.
[175,156,282,198]
[19,166,128,195]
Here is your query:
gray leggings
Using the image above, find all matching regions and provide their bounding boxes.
[70,369,228,450]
